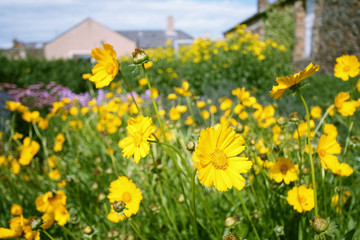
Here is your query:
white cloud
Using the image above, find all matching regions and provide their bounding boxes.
[0,0,256,48]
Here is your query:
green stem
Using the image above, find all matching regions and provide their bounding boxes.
[32,122,49,160]
[61,226,77,240]
[43,229,55,240]
[124,214,146,240]
[313,105,333,137]
[298,91,318,216]
[141,65,166,141]
[236,191,261,240]
[119,70,140,113]
[342,119,354,160]
[191,169,199,240]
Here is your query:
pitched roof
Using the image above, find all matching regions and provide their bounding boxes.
[223,0,295,36]
[117,30,193,49]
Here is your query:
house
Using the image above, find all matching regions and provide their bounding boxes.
[1,39,44,60]
[44,17,193,60]
[224,0,360,74]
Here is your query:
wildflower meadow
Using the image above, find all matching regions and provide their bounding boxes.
[1,25,360,240]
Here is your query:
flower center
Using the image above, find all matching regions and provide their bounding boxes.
[133,132,142,147]
[280,164,288,174]
[106,63,115,74]
[343,65,351,72]
[210,149,228,170]
[122,192,132,203]
[318,149,326,158]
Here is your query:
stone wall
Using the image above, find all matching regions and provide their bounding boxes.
[312,0,360,74]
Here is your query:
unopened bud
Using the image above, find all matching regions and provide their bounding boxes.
[178,194,185,203]
[186,141,196,151]
[132,48,149,64]
[113,200,126,213]
[310,216,329,233]
[289,112,301,123]
[225,216,236,227]
[83,226,93,235]
[235,124,244,133]
[222,232,239,240]
[277,116,287,126]
[259,153,267,161]
[29,216,43,230]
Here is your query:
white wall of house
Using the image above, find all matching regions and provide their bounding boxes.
[44,18,136,60]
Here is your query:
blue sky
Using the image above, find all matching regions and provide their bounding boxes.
[0,0,261,49]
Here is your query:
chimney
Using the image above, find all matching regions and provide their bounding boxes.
[167,16,176,35]
[258,0,269,11]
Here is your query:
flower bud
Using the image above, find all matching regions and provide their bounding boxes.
[83,226,94,235]
[222,233,239,240]
[132,48,149,64]
[234,124,244,133]
[289,112,301,123]
[186,141,196,151]
[113,200,126,213]
[310,216,329,233]
[259,153,267,161]
[225,216,236,227]
[277,116,287,126]
[29,216,43,230]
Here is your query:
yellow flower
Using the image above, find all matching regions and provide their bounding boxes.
[334,92,358,117]
[69,107,78,116]
[356,78,360,93]
[37,117,49,130]
[202,110,210,120]
[193,123,252,191]
[5,101,23,112]
[219,98,233,111]
[331,190,351,213]
[169,107,180,120]
[310,106,322,119]
[138,78,147,88]
[35,190,70,226]
[22,110,40,123]
[144,61,153,69]
[48,155,57,168]
[293,120,315,139]
[10,204,23,215]
[185,116,194,125]
[209,105,217,114]
[331,162,354,177]
[167,93,177,100]
[196,101,206,108]
[270,63,319,99]
[118,115,156,164]
[174,80,191,97]
[13,132,23,141]
[107,176,143,222]
[334,55,360,81]
[54,133,65,152]
[0,216,27,239]
[287,185,314,213]
[11,161,21,174]
[89,43,119,88]
[49,169,61,180]
[18,137,40,166]
[269,158,299,184]
[317,134,341,170]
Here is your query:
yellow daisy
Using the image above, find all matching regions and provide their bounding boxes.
[107,176,143,222]
[334,92,359,117]
[286,185,314,213]
[18,137,40,166]
[119,115,156,164]
[89,43,119,88]
[269,158,299,184]
[270,63,319,99]
[317,134,341,170]
[334,55,360,81]
[193,123,252,191]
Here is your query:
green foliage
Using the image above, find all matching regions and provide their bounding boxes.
[0,55,91,93]
[264,3,295,52]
